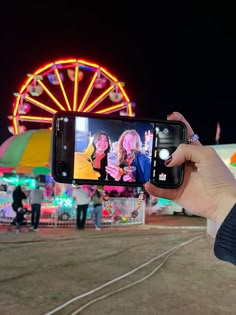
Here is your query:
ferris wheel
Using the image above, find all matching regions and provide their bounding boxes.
[9,58,135,135]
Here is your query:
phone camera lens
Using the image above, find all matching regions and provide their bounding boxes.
[163,128,169,134]
[56,162,68,177]
[159,149,169,160]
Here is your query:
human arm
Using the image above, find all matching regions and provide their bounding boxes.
[41,190,44,202]
[144,112,236,224]
[133,152,151,183]
[144,112,236,265]
[28,191,32,204]
[71,189,77,202]
[105,163,123,181]
[22,190,27,200]
[21,190,28,206]
[145,143,236,223]
[214,204,236,265]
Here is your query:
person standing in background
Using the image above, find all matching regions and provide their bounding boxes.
[12,185,27,213]
[11,185,27,226]
[91,188,104,231]
[28,185,44,231]
[72,185,91,230]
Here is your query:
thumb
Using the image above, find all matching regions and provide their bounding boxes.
[144,182,180,201]
[165,143,203,167]
[143,144,199,201]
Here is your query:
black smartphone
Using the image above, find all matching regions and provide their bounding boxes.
[51,111,187,188]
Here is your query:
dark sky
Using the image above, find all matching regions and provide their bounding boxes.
[1,2,236,145]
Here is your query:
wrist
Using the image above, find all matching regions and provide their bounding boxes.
[115,168,123,181]
[212,192,236,224]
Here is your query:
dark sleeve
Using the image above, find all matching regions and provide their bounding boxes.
[22,192,27,199]
[137,153,151,182]
[214,204,236,265]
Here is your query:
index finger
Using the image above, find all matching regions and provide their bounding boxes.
[167,112,201,145]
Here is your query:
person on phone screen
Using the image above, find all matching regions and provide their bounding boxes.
[106,129,151,184]
[144,111,236,266]
[91,131,112,180]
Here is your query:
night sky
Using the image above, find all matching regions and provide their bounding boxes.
[1,2,236,146]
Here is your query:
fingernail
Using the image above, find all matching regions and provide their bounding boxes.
[164,155,172,165]
[166,113,173,119]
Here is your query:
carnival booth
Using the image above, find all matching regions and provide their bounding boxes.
[0,177,146,227]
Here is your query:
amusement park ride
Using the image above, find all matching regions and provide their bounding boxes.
[9,58,135,135]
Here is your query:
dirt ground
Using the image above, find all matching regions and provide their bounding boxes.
[0,216,236,315]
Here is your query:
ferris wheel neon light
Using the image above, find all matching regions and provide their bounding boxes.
[11,58,135,135]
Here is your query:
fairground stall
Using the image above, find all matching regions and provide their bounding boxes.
[0,173,146,228]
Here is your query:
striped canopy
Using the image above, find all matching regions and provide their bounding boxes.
[0,129,51,175]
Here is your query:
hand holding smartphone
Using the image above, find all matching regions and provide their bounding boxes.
[51,111,187,188]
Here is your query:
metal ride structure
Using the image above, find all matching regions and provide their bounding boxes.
[9,58,135,135]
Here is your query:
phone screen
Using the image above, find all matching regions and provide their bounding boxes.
[52,112,187,188]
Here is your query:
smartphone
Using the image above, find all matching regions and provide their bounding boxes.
[51,111,187,188]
